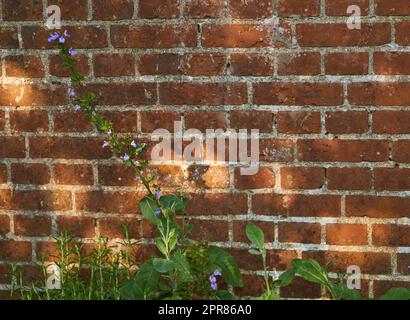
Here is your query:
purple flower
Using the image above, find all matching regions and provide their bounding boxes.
[131,140,137,148]
[123,154,130,161]
[102,141,110,148]
[155,190,161,198]
[63,30,70,38]
[211,282,218,290]
[59,37,66,44]
[154,208,161,217]
[213,270,222,277]
[72,104,81,111]
[134,176,140,181]
[68,88,76,97]
[209,270,221,291]
[68,48,76,56]
[48,32,59,43]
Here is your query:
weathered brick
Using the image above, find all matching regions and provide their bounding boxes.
[0,27,19,48]
[53,164,94,185]
[280,167,324,190]
[189,220,229,242]
[253,194,340,217]
[9,110,48,132]
[372,224,410,247]
[185,111,226,132]
[99,217,140,239]
[346,196,410,218]
[0,216,10,236]
[140,110,180,132]
[325,52,369,75]
[57,216,96,238]
[138,54,180,75]
[93,0,134,20]
[349,82,410,106]
[233,221,275,243]
[11,163,50,185]
[231,53,274,76]
[49,54,89,77]
[111,25,197,48]
[259,139,295,162]
[186,193,248,215]
[3,0,43,21]
[277,111,321,134]
[254,83,343,106]
[297,139,389,162]
[14,215,51,237]
[185,0,225,18]
[328,167,372,190]
[5,55,45,78]
[375,0,410,16]
[0,84,67,106]
[325,111,368,134]
[396,22,410,45]
[183,53,226,76]
[230,0,273,18]
[375,168,410,191]
[374,52,410,75]
[93,53,135,77]
[139,0,179,19]
[0,136,25,158]
[48,0,89,20]
[373,111,410,134]
[326,224,368,245]
[0,164,7,184]
[187,165,230,189]
[392,141,410,163]
[0,241,32,261]
[230,110,273,133]
[278,52,321,75]
[278,222,321,244]
[326,0,370,16]
[234,167,275,190]
[277,0,320,17]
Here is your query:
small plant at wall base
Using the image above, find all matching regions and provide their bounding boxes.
[43,30,243,300]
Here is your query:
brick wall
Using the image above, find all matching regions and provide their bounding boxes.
[0,0,410,299]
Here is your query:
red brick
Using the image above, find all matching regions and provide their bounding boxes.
[303,250,391,274]
[0,216,10,236]
[53,164,94,185]
[277,111,321,134]
[297,139,389,162]
[9,110,48,132]
[373,280,410,298]
[230,248,297,271]
[0,241,32,261]
[280,167,324,190]
[30,137,112,160]
[231,53,274,76]
[93,53,135,77]
[326,224,368,245]
[372,224,410,247]
[373,111,410,134]
[0,189,72,211]
[22,26,108,49]
[278,52,321,75]
[375,168,410,191]
[202,24,271,48]
[183,53,226,76]
[11,163,50,185]
[230,0,273,18]
[375,0,410,16]
[48,0,89,20]
[140,110,180,132]
[139,0,179,18]
[396,22,410,46]
[230,110,273,133]
[160,82,247,105]
[98,217,140,239]
[185,111,226,132]
[185,0,225,18]
[3,0,43,21]
[328,167,372,190]
[278,222,321,244]
[234,167,275,190]
[0,136,25,158]
[346,195,410,218]
[296,23,390,47]
[75,191,145,214]
[83,83,156,105]
[0,164,7,184]
[254,83,343,106]
[49,54,89,77]
[374,52,410,75]
[326,0,370,16]
[57,216,96,238]
[397,254,410,275]
[111,25,197,48]
[5,55,45,78]
[53,111,93,132]
[392,141,410,163]
[0,111,4,131]
[138,54,180,75]
[92,0,134,20]
[280,277,322,299]
[14,215,51,237]
[278,0,320,17]
[349,82,410,106]
[259,139,295,162]
[189,220,229,242]
[253,194,340,217]
[0,27,19,48]
[325,52,369,75]
[325,111,368,134]
[187,165,230,189]
[233,221,275,243]
[0,84,67,106]
[186,193,248,215]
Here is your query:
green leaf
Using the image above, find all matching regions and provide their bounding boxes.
[248,249,261,255]
[159,195,186,213]
[332,283,362,300]
[155,238,167,256]
[379,288,410,300]
[120,260,159,300]
[153,258,175,273]
[139,196,160,225]
[246,223,265,251]
[276,268,295,288]
[171,250,193,282]
[214,290,237,300]
[208,246,243,287]
[292,259,331,288]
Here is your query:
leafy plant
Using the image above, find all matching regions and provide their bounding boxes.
[47,30,242,300]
